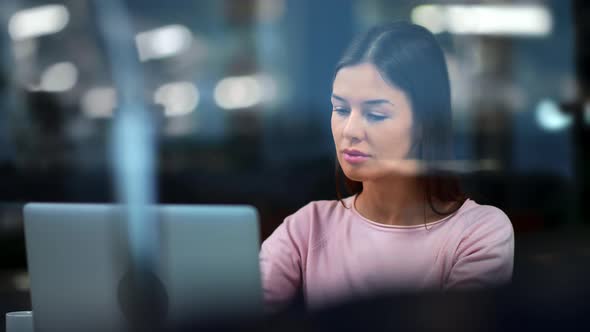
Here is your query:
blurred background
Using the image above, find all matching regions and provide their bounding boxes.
[0,0,589,328]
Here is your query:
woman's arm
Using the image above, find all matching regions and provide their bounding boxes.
[445,208,515,289]
[259,214,307,311]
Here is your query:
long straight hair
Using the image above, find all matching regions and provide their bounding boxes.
[333,22,466,223]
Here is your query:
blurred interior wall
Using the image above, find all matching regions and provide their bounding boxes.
[573,0,590,226]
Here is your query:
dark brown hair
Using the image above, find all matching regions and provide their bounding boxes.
[333,22,466,226]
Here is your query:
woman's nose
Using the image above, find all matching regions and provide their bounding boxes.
[342,111,364,141]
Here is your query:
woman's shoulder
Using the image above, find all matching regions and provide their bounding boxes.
[291,197,352,218]
[285,197,352,229]
[279,197,352,243]
[452,198,514,236]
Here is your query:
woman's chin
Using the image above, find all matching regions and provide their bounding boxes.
[343,166,415,182]
[341,168,373,183]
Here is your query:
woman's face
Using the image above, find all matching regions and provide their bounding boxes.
[331,63,418,182]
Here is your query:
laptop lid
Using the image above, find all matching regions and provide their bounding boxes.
[23,203,262,331]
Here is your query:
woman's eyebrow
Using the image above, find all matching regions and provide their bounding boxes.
[331,94,348,103]
[362,99,394,106]
[331,94,394,106]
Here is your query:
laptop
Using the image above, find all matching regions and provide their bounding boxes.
[23,203,262,331]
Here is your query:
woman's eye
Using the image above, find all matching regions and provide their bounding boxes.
[333,107,350,116]
[366,113,387,122]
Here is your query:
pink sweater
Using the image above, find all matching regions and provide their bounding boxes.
[260,195,514,309]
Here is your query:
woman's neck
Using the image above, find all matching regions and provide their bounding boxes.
[355,176,441,227]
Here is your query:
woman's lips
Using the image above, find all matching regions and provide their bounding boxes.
[342,149,370,164]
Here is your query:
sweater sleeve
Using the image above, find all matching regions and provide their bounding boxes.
[259,211,310,311]
[445,207,515,290]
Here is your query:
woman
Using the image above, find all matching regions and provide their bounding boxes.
[260,22,514,310]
